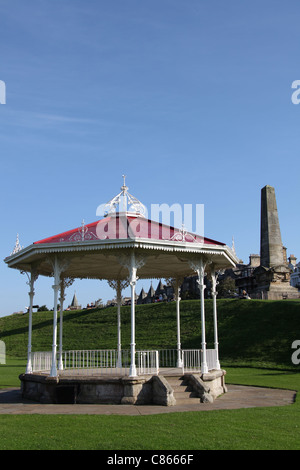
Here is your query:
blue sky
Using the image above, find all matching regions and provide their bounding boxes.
[1,0,299,316]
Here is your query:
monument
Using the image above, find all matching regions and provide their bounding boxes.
[253,185,299,299]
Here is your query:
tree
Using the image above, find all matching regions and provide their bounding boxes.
[217,277,237,298]
[37,305,49,312]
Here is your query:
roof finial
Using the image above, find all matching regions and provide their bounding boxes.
[120,175,128,212]
[103,176,147,217]
[121,174,128,193]
[11,234,23,255]
[81,219,87,241]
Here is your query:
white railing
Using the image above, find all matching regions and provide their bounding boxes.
[31,351,52,373]
[205,348,218,371]
[158,349,181,368]
[63,349,130,376]
[30,349,158,376]
[182,348,219,373]
[182,349,201,373]
[63,349,125,370]
[30,348,218,376]
[137,350,159,375]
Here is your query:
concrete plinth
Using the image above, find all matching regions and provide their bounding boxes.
[19,369,227,406]
[20,373,153,405]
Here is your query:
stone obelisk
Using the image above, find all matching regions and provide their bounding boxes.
[254,185,299,299]
[260,185,285,268]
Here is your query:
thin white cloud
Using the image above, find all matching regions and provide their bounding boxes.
[33,112,98,124]
[0,108,100,130]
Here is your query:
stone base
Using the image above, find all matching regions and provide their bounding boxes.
[253,283,299,300]
[253,265,299,300]
[19,370,227,406]
[20,374,153,405]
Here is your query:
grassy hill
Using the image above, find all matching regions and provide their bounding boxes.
[0,299,300,368]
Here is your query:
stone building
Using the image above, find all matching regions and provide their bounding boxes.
[224,254,260,297]
[137,280,175,304]
[68,292,82,310]
[289,255,300,290]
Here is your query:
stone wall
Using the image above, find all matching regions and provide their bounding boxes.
[19,370,227,406]
[20,373,175,406]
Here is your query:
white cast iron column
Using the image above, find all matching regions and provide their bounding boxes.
[129,258,138,377]
[49,257,69,377]
[58,283,64,370]
[210,268,221,370]
[58,280,65,371]
[58,277,74,371]
[108,279,129,369]
[119,252,146,377]
[23,268,39,374]
[50,259,60,377]
[116,281,122,368]
[175,278,183,368]
[190,258,208,374]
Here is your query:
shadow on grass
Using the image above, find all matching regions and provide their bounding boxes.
[0,308,104,340]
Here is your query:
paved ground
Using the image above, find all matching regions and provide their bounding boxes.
[0,385,296,415]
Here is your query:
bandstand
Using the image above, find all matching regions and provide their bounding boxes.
[4,179,238,405]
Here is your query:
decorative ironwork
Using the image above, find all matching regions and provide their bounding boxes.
[170,224,196,243]
[20,264,39,293]
[65,220,98,242]
[103,175,147,217]
[60,277,75,301]
[118,252,147,286]
[107,279,130,291]
[11,234,23,255]
[47,256,71,285]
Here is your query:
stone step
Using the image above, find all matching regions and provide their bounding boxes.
[165,376,186,385]
[174,390,198,399]
[165,376,200,405]
[168,382,191,391]
[174,397,201,405]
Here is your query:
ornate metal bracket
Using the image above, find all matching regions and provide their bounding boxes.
[118,252,147,286]
[47,256,71,286]
[60,277,75,301]
[166,276,185,301]
[188,258,210,287]
[20,264,39,295]
[208,263,221,296]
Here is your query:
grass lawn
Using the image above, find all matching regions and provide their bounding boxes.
[1,299,299,368]
[1,300,300,450]
[0,357,27,389]
[0,359,300,450]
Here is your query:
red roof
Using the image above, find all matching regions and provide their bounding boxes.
[34,214,225,246]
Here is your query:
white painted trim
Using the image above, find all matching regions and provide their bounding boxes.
[5,237,237,267]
